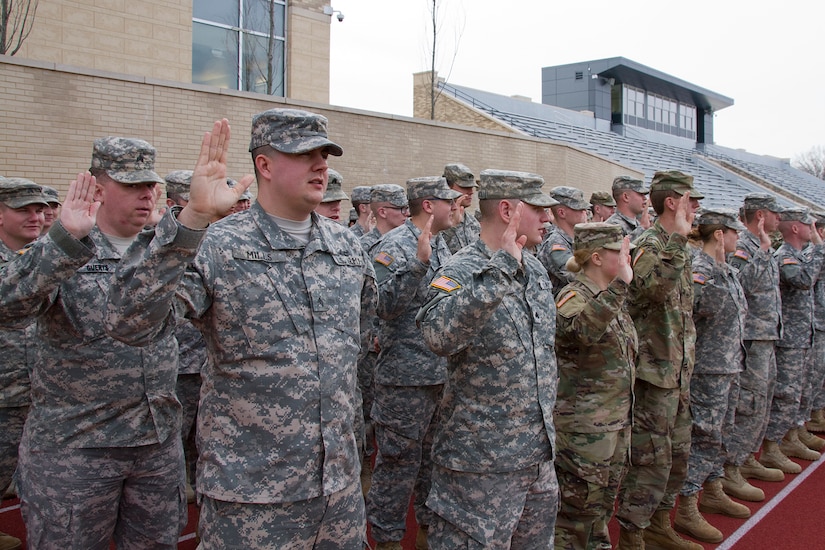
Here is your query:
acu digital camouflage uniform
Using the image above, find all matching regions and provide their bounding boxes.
[766,213,825,442]
[681,213,747,497]
[349,185,372,238]
[810,232,825,414]
[605,176,650,240]
[106,109,378,549]
[553,223,637,550]
[368,177,459,544]
[0,139,187,550]
[726,194,784,465]
[440,163,480,254]
[417,169,559,549]
[616,202,698,531]
[538,226,575,293]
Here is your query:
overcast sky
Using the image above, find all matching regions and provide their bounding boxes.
[329,0,824,160]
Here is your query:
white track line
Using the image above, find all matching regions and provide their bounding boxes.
[0,503,20,513]
[717,457,825,550]
[179,532,198,543]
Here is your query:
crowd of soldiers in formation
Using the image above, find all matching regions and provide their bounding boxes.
[1,107,822,550]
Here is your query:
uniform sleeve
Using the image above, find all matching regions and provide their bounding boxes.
[359,249,379,361]
[537,240,574,285]
[777,245,825,290]
[105,208,207,347]
[556,278,629,345]
[417,249,519,357]
[692,264,728,320]
[373,241,430,321]
[630,232,690,304]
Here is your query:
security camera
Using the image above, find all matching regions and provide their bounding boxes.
[336,12,344,22]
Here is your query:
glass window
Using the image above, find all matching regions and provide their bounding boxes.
[192,22,239,90]
[245,0,285,36]
[243,34,285,95]
[194,0,239,26]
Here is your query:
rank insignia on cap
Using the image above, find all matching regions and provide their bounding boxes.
[551,244,567,252]
[693,273,707,285]
[556,290,577,308]
[431,275,461,292]
[374,251,394,266]
[733,249,749,261]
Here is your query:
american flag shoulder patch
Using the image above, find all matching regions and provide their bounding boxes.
[374,251,394,266]
[632,248,645,267]
[783,257,799,265]
[733,249,749,261]
[551,244,568,252]
[556,290,577,308]
[431,275,461,292]
[693,273,707,285]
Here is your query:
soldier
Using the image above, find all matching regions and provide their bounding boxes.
[614,170,703,550]
[164,170,208,504]
[439,163,480,254]
[350,185,373,237]
[589,190,616,222]
[105,111,377,548]
[606,175,650,239]
[553,222,636,550]
[0,140,187,549]
[762,207,825,466]
[315,167,349,223]
[40,185,62,235]
[674,209,750,544]
[537,186,588,293]
[367,176,460,550]
[724,194,788,484]
[361,184,409,255]
[807,213,825,433]
[418,169,558,549]
[0,178,49,550]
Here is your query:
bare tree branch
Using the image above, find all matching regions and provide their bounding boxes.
[793,145,825,181]
[1,0,39,56]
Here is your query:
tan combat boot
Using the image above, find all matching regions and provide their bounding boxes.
[674,494,723,543]
[699,479,751,518]
[415,525,429,550]
[759,439,802,474]
[644,509,702,550]
[0,532,21,550]
[616,526,646,550]
[807,409,825,432]
[721,463,765,501]
[741,453,785,481]
[779,427,821,461]
[798,424,825,451]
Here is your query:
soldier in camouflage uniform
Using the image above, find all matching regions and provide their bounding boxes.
[614,170,703,550]
[589,191,616,223]
[605,176,650,240]
[367,175,460,550]
[553,222,637,550]
[105,111,378,549]
[40,184,62,235]
[350,185,373,237]
[674,209,750,544]
[0,178,49,550]
[0,143,187,550]
[807,213,825,433]
[418,169,558,549]
[439,163,480,254]
[315,168,349,223]
[724,194,789,481]
[537,186,589,293]
[762,207,825,466]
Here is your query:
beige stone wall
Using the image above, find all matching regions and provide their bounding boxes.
[287,0,331,104]
[413,71,513,133]
[0,57,640,205]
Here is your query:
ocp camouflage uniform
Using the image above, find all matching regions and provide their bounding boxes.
[537,227,575,293]
[0,240,34,494]
[681,251,746,496]
[440,210,481,254]
[765,242,825,441]
[605,211,645,240]
[726,229,782,464]
[105,205,377,549]
[554,274,637,550]
[368,218,452,543]
[616,220,696,531]
[418,240,558,549]
[0,221,186,549]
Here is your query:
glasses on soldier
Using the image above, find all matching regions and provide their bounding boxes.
[428,197,457,206]
[384,205,410,215]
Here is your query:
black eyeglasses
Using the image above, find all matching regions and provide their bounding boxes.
[384,205,410,214]
[427,197,457,206]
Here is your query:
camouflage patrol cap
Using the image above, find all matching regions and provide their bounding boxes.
[696,208,745,231]
[780,206,815,224]
[574,222,633,251]
[443,163,477,188]
[371,184,408,207]
[248,108,343,156]
[91,137,164,185]
[477,169,557,207]
[649,170,705,199]
[225,177,253,202]
[612,175,649,194]
[590,191,616,207]
[812,211,825,226]
[742,193,784,213]
[351,186,372,205]
[0,178,49,208]
[41,185,62,206]
[407,176,462,201]
[322,169,348,203]
[550,186,589,210]
[164,170,193,200]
